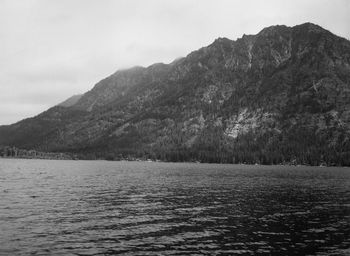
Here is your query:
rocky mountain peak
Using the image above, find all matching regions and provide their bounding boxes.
[294,22,329,33]
[257,24,289,37]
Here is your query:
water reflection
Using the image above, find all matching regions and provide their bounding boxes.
[0,159,349,255]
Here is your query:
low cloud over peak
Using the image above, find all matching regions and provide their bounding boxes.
[0,0,349,124]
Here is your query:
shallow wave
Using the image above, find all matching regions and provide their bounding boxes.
[0,159,349,255]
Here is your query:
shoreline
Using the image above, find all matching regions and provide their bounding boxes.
[1,156,349,168]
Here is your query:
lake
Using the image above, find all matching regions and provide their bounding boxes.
[0,159,349,255]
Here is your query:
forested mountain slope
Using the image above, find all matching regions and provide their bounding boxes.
[1,23,349,165]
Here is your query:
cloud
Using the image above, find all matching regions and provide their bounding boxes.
[0,0,349,125]
[0,102,49,125]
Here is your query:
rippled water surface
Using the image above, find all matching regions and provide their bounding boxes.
[1,159,350,255]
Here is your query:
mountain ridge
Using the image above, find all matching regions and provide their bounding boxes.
[1,22,350,165]
[58,94,82,108]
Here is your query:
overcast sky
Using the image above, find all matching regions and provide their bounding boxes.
[0,0,349,125]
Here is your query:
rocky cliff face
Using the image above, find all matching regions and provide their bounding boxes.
[1,22,349,165]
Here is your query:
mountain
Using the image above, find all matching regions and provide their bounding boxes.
[1,22,350,165]
[58,94,82,107]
